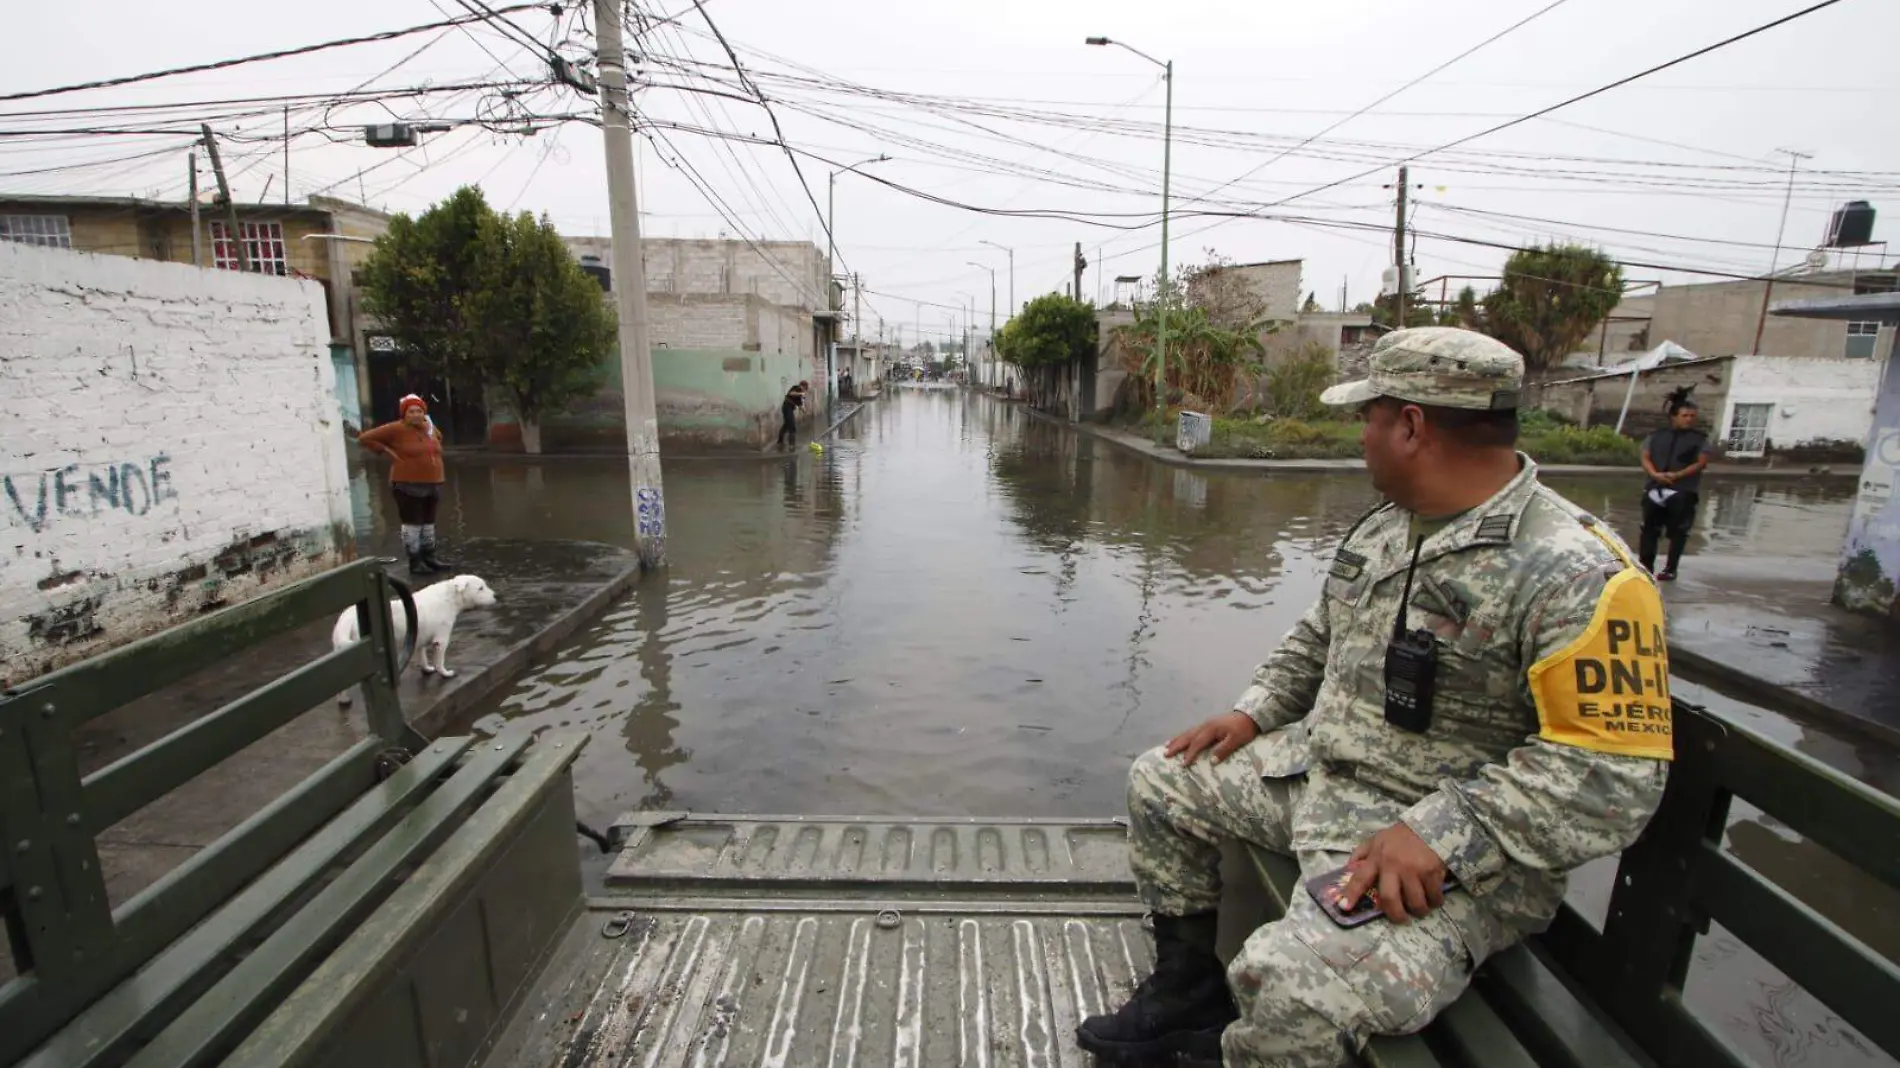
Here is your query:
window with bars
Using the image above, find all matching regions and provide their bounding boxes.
[209,220,288,276]
[0,214,73,248]
[1845,321,1881,359]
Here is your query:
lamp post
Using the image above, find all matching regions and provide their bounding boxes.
[978,239,1014,319]
[957,291,977,378]
[827,154,889,400]
[1087,35,1171,439]
[968,262,997,387]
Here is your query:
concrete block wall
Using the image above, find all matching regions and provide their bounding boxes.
[1649,275,1894,360]
[649,294,751,351]
[567,236,827,311]
[1538,359,1734,437]
[0,241,353,686]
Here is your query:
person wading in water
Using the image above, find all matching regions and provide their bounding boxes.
[777,380,809,450]
[1637,389,1711,581]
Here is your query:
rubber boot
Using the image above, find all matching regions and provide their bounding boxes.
[421,545,452,572]
[408,552,436,576]
[1075,912,1235,1063]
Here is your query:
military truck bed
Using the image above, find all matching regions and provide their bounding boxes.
[478,814,1151,1068]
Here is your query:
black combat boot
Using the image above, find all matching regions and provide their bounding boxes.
[1075,912,1236,1063]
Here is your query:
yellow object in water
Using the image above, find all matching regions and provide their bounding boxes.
[808,441,824,454]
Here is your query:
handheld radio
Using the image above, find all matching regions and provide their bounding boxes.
[1383,535,1439,733]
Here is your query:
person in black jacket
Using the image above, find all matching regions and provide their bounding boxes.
[1637,393,1711,580]
[777,380,809,449]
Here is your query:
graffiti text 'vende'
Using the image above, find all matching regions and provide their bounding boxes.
[3,455,179,532]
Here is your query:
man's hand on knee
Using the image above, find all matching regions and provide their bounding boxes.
[1340,823,1450,924]
[1164,711,1259,766]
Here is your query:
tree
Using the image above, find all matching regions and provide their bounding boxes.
[1114,301,1270,411]
[1180,252,1268,329]
[360,186,614,453]
[1436,285,1482,328]
[357,186,493,388]
[462,209,615,453]
[1371,291,1436,329]
[1301,291,1322,314]
[1480,244,1624,370]
[998,292,1097,368]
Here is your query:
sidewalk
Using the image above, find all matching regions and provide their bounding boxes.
[1662,557,1900,747]
[439,402,869,462]
[1027,406,1859,480]
[71,537,640,913]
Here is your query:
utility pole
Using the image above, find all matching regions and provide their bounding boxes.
[1074,242,1086,302]
[594,0,665,569]
[1393,164,1409,328]
[1752,148,1812,355]
[187,150,202,267]
[282,106,291,205]
[853,273,861,345]
[200,124,247,272]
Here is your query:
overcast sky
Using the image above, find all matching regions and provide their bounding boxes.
[6,0,1897,347]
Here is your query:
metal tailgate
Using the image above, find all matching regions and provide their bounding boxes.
[479,814,1152,1068]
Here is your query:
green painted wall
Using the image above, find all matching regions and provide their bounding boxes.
[492,347,815,451]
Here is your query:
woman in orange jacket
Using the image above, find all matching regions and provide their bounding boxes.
[356,393,451,574]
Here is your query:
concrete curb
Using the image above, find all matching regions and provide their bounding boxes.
[1018,405,1858,480]
[402,551,644,739]
[1670,646,1900,750]
[436,403,870,465]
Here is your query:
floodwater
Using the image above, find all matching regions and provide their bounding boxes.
[366,388,1890,1068]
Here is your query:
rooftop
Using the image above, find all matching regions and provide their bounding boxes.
[0,192,389,220]
[1771,292,1900,323]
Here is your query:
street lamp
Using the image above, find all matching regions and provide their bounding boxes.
[1087,35,1172,439]
[978,239,1015,319]
[968,262,997,388]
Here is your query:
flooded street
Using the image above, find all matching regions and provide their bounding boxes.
[364,389,1863,820]
[363,389,1888,1068]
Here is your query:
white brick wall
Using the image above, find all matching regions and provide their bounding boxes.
[1719,354,1885,452]
[0,241,352,685]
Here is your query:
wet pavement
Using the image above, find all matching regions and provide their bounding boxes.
[1665,557,1900,743]
[390,389,1889,1068]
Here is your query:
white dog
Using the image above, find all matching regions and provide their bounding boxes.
[332,574,497,706]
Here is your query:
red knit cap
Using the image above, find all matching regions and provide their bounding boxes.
[400,394,427,415]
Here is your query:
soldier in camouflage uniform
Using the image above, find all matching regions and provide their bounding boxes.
[1076,328,1674,1067]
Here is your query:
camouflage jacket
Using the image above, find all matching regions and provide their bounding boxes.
[1236,457,1672,908]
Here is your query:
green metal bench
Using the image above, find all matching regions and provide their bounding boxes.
[1,558,588,1068]
[1245,697,1900,1068]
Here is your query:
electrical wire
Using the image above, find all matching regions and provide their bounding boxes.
[1258,0,1856,214]
[1182,0,1575,210]
[687,0,846,278]
[0,6,546,104]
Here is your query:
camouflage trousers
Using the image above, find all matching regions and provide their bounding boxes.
[1127,741,1494,1068]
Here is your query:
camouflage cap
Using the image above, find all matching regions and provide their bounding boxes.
[1320,327,1524,411]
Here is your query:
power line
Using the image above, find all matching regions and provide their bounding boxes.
[1075,0,1862,282]
[0,5,546,104]
[453,0,559,60]
[1263,0,1855,213]
[1182,0,1575,211]
[645,125,830,307]
[687,0,846,277]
